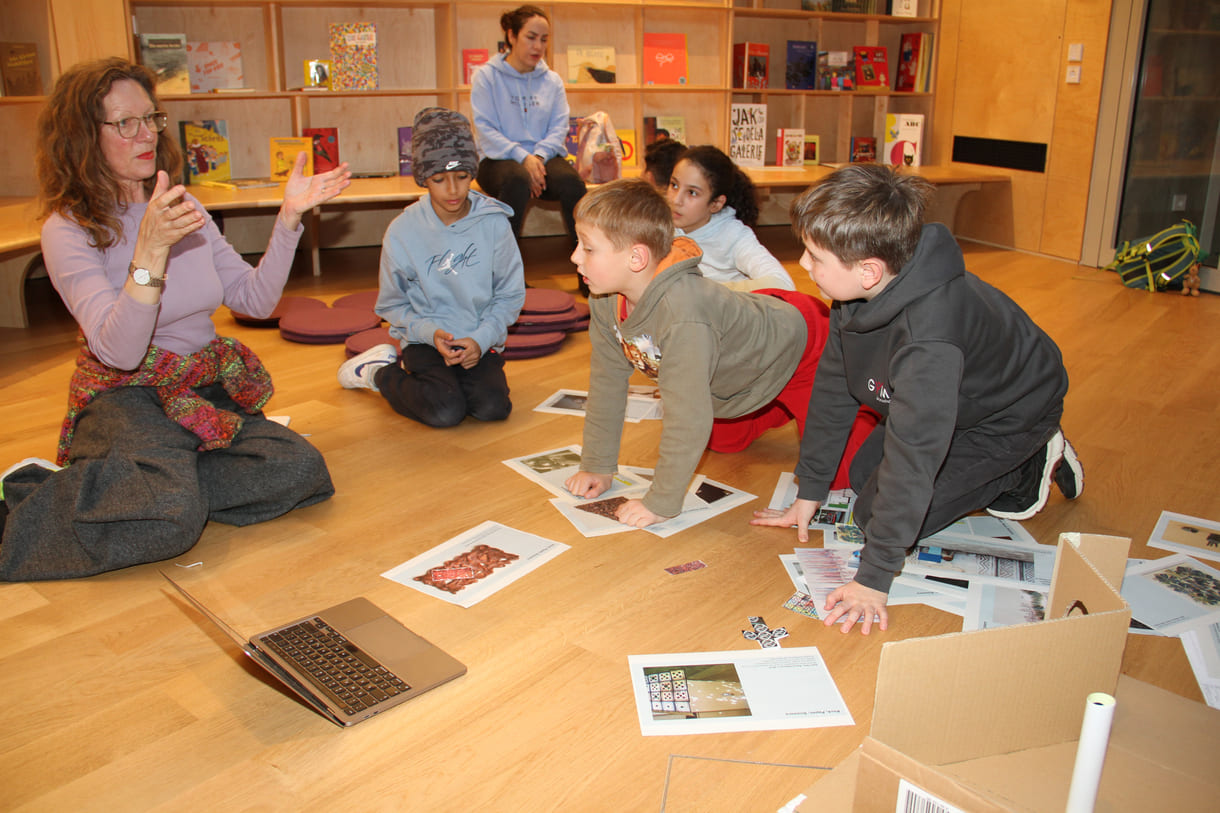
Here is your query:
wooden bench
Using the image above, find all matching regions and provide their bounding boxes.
[0,199,45,329]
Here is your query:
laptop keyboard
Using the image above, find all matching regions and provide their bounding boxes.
[260,618,411,716]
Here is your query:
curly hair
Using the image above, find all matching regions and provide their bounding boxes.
[676,145,761,227]
[36,58,183,249]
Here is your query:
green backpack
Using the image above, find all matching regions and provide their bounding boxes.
[1104,219,1200,291]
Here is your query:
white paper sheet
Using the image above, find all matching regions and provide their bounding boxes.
[1122,553,1220,635]
[1147,510,1220,564]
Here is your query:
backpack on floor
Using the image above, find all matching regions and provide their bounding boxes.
[1104,219,1200,292]
[574,111,623,184]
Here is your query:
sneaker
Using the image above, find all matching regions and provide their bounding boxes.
[338,344,398,392]
[1054,435,1084,500]
[986,430,1066,521]
[0,457,62,502]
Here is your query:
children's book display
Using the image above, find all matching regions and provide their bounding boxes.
[186,41,244,92]
[894,32,933,92]
[567,45,616,84]
[179,120,230,184]
[138,33,190,95]
[891,0,919,17]
[850,135,876,163]
[785,40,818,90]
[803,134,820,166]
[852,45,889,91]
[776,128,805,168]
[617,128,638,168]
[269,136,313,180]
[397,126,413,177]
[0,42,42,96]
[303,58,333,90]
[643,115,686,146]
[302,127,340,173]
[733,42,769,89]
[883,113,924,167]
[462,48,489,84]
[642,33,687,85]
[817,50,854,91]
[729,103,766,168]
[328,22,378,90]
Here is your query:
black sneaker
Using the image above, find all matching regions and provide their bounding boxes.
[1054,436,1084,500]
[986,431,1066,521]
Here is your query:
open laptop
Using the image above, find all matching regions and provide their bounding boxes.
[162,573,466,727]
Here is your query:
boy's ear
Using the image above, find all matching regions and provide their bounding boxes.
[709,194,727,214]
[629,243,651,272]
[858,258,889,290]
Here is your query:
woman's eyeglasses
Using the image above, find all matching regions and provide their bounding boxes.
[100,111,169,139]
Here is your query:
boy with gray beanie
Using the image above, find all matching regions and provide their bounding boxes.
[339,107,525,427]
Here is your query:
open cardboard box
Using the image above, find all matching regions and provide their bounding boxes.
[796,533,1220,812]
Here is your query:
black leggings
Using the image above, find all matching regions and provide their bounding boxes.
[477,156,586,244]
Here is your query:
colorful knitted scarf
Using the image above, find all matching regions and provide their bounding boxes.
[56,335,274,466]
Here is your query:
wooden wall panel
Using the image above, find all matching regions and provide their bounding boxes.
[49,0,131,69]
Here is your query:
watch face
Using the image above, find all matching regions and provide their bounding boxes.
[132,266,151,285]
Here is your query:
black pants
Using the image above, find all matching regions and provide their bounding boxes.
[374,343,512,428]
[477,156,586,244]
[0,385,334,581]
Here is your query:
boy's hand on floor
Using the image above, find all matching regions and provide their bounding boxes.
[615,498,664,529]
[564,471,612,500]
[823,581,889,635]
[750,498,821,543]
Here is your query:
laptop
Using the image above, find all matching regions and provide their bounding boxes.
[162,573,466,727]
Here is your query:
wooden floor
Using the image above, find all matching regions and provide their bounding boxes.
[1,228,1216,812]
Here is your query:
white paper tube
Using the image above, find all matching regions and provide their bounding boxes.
[1065,692,1116,813]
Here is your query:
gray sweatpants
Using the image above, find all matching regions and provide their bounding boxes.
[0,385,334,581]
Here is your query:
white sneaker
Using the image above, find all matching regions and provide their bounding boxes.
[1,457,62,501]
[338,344,398,391]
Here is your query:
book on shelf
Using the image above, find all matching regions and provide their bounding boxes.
[642,33,688,86]
[0,42,41,97]
[801,1,833,9]
[817,50,854,91]
[269,136,314,180]
[733,42,769,90]
[785,40,818,91]
[655,115,686,145]
[328,22,378,91]
[891,0,919,17]
[567,45,616,84]
[138,33,190,95]
[729,103,766,168]
[853,46,889,91]
[179,120,230,185]
[803,134,820,166]
[463,49,490,84]
[894,32,933,92]
[302,127,340,173]
[397,126,413,177]
[850,136,877,163]
[832,0,878,11]
[199,177,278,190]
[186,41,243,93]
[618,128,638,167]
[776,128,805,168]
[303,59,333,90]
[883,113,924,167]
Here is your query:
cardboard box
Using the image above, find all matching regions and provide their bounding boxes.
[797,533,1220,812]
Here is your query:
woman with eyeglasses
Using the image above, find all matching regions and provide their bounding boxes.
[0,58,351,580]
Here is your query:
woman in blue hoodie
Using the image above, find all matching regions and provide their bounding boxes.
[471,5,586,251]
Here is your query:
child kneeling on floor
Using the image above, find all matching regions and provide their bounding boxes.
[563,178,875,529]
[752,164,1083,635]
[338,107,526,427]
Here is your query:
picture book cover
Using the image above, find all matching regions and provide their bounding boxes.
[883,113,924,167]
[397,126,413,177]
[729,103,766,167]
[269,136,313,180]
[328,22,378,91]
[618,128,638,168]
[567,45,616,84]
[186,41,244,93]
[850,135,876,163]
[853,46,889,91]
[138,33,190,95]
[817,50,854,91]
[642,33,687,86]
[303,127,340,173]
[0,42,41,96]
[776,128,805,168]
[803,134,820,166]
[303,59,333,90]
[894,32,926,92]
[785,40,818,91]
[733,42,769,90]
[891,0,919,17]
[656,115,686,145]
[463,48,490,84]
[179,120,230,184]
[565,116,581,162]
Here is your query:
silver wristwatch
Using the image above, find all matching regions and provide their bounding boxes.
[128,262,164,288]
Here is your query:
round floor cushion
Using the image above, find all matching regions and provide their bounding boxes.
[502,330,567,360]
[344,326,396,358]
[279,307,381,344]
[231,295,327,327]
[519,288,576,315]
[331,290,380,314]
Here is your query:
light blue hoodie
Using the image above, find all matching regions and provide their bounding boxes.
[470,52,570,163]
[376,190,525,355]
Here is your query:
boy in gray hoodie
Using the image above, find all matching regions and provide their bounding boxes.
[338,108,525,427]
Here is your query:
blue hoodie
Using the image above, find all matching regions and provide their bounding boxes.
[470,52,570,163]
[376,190,525,355]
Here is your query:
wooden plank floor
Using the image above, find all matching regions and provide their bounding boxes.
[1,228,1216,811]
